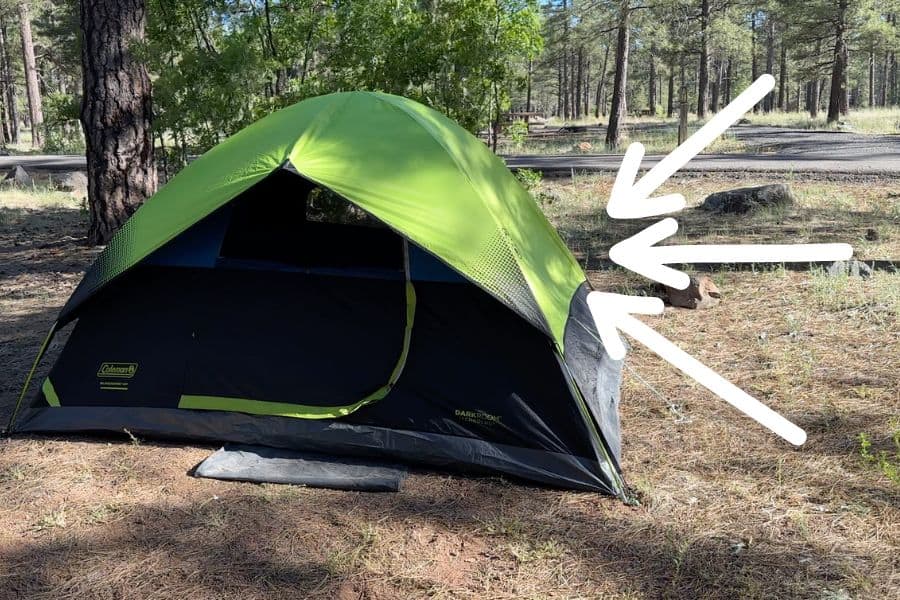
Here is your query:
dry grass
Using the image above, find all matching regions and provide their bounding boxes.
[743,108,900,134]
[537,172,900,264]
[1,185,898,599]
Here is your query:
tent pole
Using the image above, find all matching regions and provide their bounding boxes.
[5,321,57,435]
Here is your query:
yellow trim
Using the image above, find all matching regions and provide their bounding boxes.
[42,378,60,407]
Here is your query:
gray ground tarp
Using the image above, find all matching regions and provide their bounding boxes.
[194,444,408,492]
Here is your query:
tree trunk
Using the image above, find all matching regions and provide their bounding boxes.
[595,39,610,118]
[711,59,722,112]
[557,58,563,116]
[724,57,733,104]
[827,1,848,123]
[575,47,583,118]
[869,51,876,107]
[18,2,43,148]
[606,1,629,148]
[880,52,889,107]
[80,0,157,245]
[764,14,775,112]
[525,58,532,112]
[778,36,787,110]
[648,44,657,114]
[0,21,15,143]
[751,12,759,112]
[667,63,675,117]
[562,50,569,119]
[697,0,710,117]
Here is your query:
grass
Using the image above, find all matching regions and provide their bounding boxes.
[506,107,899,155]
[744,107,900,134]
[535,173,900,263]
[1,183,898,598]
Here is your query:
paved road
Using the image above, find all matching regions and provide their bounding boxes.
[503,151,900,176]
[3,126,899,175]
[507,125,900,175]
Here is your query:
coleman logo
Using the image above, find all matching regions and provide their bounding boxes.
[97,362,138,379]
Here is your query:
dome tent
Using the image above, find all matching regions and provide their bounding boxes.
[10,92,626,495]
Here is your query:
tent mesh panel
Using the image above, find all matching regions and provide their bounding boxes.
[465,227,547,333]
[61,218,138,324]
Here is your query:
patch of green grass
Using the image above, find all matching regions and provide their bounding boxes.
[810,269,900,319]
[858,422,900,485]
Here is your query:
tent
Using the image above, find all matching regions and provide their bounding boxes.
[9,92,626,496]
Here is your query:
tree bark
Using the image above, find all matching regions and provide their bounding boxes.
[0,21,16,143]
[595,39,610,118]
[18,2,43,148]
[711,59,722,112]
[724,57,732,104]
[606,1,630,148]
[869,51,875,107]
[575,47,583,118]
[667,65,675,117]
[880,52,889,107]
[525,58,532,112]
[751,12,759,112]
[648,44,657,114]
[764,14,775,112]
[697,0,710,117]
[827,1,848,123]
[778,35,787,110]
[80,0,157,245]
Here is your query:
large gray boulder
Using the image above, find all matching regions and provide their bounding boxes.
[57,171,88,199]
[700,183,795,215]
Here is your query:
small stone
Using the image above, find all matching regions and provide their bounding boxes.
[576,141,593,152]
[700,184,795,215]
[865,228,879,241]
[665,275,721,309]
[826,260,873,279]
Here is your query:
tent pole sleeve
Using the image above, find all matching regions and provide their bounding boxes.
[6,321,58,434]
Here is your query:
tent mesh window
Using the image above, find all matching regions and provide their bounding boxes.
[467,227,547,333]
[218,177,404,273]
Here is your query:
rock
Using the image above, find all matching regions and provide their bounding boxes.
[10,165,33,187]
[576,141,593,152]
[558,124,588,133]
[865,228,879,241]
[665,275,721,310]
[700,183,795,215]
[826,260,873,279]
[737,118,751,125]
[57,171,88,198]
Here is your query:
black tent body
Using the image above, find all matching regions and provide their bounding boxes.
[11,94,626,496]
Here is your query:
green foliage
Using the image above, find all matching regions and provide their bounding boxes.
[858,423,900,485]
[507,119,530,146]
[41,92,83,154]
[514,167,542,191]
[141,0,541,156]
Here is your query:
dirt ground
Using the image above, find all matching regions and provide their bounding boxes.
[1,179,898,599]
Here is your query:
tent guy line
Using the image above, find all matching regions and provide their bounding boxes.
[591,74,855,447]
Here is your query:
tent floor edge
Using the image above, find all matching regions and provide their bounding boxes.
[13,405,619,495]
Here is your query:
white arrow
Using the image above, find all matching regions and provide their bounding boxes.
[610,218,854,290]
[607,74,776,219]
[587,291,807,446]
